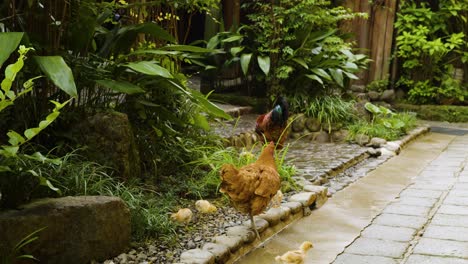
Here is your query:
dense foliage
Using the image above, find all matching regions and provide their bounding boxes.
[202,0,369,99]
[395,0,468,105]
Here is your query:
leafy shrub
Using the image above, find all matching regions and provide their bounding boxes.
[289,96,357,132]
[395,0,468,105]
[0,37,74,209]
[347,103,417,141]
[366,79,389,92]
[203,0,369,98]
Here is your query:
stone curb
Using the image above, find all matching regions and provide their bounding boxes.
[177,126,431,264]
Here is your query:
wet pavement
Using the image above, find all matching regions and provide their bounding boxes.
[237,129,468,264]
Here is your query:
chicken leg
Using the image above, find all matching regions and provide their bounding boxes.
[250,214,261,240]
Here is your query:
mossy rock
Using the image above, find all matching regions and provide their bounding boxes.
[395,103,468,122]
[71,111,141,180]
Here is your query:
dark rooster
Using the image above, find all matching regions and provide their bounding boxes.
[255,97,289,148]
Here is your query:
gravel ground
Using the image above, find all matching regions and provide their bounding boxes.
[104,156,387,264]
[104,205,249,264]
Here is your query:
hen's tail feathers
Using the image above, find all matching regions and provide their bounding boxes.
[271,97,289,126]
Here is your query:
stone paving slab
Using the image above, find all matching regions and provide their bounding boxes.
[373,213,427,230]
[405,254,468,264]
[360,224,416,242]
[333,253,397,264]
[412,238,468,258]
[431,214,468,228]
[395,196,438,207]
[444,196,468,206]
[408,183,451,191]
[423,225,468,242]
[437,204,468,215]
[344,237,408,258]
[398,188,444,199]
[448,189,468,197]
[383,203,432,217]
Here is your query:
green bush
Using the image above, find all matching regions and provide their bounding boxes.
[395,103,468,122]
[347,103,417,141]
[395,0,468,105]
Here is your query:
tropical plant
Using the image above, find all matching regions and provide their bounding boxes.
[395,0,468,105]
[0,34,76,208]
[236,0,368,97]
[366,78,389,92]
[347,102,417,141]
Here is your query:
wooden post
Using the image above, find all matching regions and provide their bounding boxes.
[369,0,398,82]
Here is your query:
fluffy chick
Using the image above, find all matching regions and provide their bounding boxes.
[170,208,193,224]
[195,200,217,213]
[275,241,314,264]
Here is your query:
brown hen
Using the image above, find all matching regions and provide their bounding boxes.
[220,142,281,239]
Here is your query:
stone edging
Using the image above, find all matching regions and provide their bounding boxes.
[175,125,430,264]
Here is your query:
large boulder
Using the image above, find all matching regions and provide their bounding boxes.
[73,112,140,180]
[0,196,130,264]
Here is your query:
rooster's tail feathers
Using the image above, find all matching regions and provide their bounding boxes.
[271,97,289,126]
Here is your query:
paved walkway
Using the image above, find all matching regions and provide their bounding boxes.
[237,130,468,264]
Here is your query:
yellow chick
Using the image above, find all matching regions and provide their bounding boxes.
[195,200,217,213]
[170,208,193,224]
[269,190,284,208]
[275,241,313,264]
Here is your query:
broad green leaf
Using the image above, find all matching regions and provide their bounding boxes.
[292,58,309,69]
[344,62,358,71]
[0,32,23,68]
[257,56,271,75]
[311,68,331,80]
[117,22,175,43]
[2,146,19,156]
[240,53,253,75]
[329,68,344,87]
[38,120,51,129]
[0,165,11,172]
[130,49,180,56]
[343,71,359,80]
[207,35,219,50]
[37,175,61,193]
[96,79,145,94]
[230,47,244,56]
[24,127,41,140]
[34,56,78,97]
[308,29,337,43]
[25,152,62,165]
[222,35,243,43]
[46,111,60,122]
[7,130,25,146]
[305,74,324,85]
[126,61,173,78]
[364,102,381,115]
[0,100,13,112]
[160,45,215,53]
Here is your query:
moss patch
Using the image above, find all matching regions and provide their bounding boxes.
[395,103,468,122]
